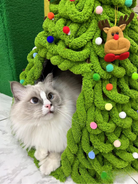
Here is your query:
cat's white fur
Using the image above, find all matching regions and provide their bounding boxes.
[40,90,54,115]
[10,72,81,175]
[11,97,73,152]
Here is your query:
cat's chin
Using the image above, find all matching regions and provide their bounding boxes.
[43,112,54,120]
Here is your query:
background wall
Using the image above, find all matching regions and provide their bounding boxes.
[0,0,44,96]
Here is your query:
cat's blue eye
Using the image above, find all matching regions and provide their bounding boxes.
[48,93,54,100]
[30,97,39,104]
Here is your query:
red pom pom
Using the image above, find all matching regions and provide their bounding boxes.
[63,26,70,34]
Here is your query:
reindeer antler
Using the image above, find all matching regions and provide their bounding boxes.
[118,12,135,26]
[98,19,111,30]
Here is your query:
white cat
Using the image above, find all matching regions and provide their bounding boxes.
[10,72,81,175]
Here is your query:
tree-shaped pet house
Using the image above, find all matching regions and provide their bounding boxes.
[20,0,138,183]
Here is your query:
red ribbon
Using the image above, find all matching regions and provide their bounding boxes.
[104,52,130,62]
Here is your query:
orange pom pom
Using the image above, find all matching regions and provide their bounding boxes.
[106,83,113,91]
[48,12,54,20]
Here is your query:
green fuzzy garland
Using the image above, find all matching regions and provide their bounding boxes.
[19,0,138,183]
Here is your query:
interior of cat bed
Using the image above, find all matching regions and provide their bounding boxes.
[36,58,82,85]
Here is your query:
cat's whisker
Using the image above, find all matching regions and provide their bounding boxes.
[57,108,74,118]
[57,109,72,119]
[57,110,71,122]
[56,111,74,125]
[57,108,80,125]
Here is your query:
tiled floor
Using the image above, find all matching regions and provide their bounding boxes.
[0,93,138,184]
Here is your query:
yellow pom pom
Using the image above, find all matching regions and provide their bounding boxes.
[105,103,113,111]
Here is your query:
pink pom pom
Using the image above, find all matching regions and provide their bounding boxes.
[90,122,97,130]
[96,6,103,15]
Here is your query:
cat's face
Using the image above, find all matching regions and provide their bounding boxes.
[10,74,63,122]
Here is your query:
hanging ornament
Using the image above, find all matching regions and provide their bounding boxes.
[119,112,127,119]
[95,37,102,45]
[47,36,54,43]
[98,13,134,62]
[96,6,103,15]
[106,64,114,72]
[132,73,138,80]
[113,140,121,147]
[125,0,133,7]
[93,73,100,81]
[63,26,71,35]
[48,12,54,20]
[106,83,113,91]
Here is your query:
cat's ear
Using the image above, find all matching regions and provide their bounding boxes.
[43,73,53,85]
[10,82,27,101]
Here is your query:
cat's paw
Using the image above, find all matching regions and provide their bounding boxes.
[34,148,48,161]
[39,154,61,175]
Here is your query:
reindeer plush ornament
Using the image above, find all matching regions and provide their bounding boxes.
[98,12,135,62]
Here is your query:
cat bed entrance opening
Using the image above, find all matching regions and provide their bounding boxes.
[37,59,82,85]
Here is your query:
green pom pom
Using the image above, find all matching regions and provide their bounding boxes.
[132,73,138,80]
[20,79,25,84]
[125,0,133,7]
[93,73,100,81]
[101,171,108,179]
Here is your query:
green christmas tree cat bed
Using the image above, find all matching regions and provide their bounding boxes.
[19,0,138,183]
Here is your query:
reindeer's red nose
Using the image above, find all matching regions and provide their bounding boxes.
[113,34,119,40]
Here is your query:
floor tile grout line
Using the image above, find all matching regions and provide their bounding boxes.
[125,171,138,184]
[130,176,138,184]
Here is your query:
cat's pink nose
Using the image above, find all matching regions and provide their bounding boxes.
[45,104,51,110]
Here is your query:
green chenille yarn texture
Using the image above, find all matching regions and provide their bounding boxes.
[19,0,138,183]
[0,0,43,96]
